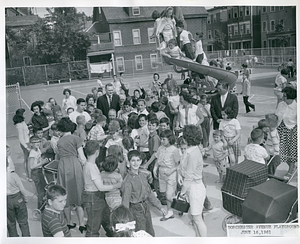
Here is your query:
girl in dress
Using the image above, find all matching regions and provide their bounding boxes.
[56,117,86,231]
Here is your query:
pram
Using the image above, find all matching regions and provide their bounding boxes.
[32,160,59,219]
[221,158,298,232]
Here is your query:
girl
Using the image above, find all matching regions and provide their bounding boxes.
[13,108,31,181]
[61,89,77,116]
[145,129,180,221]
[48,97,61,120]
[100,155,123,211]
[131,89,142,108]
[110,205,152,237]
[107,145,127,180]
[156,6,177,44]
[204,130,229,183]
[86,94,95,107]
[136,114,150,159]
[219,107,241,166]
[73,115,87,142]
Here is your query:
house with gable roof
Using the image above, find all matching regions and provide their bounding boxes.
[86,6,208,76]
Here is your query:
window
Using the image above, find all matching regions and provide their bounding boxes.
[240,24,244,34]
[228,13,231,19]
[262,21,267,32]
[270,6,275,12]
[228,26,232,37]
[234,24,238,35]
[270,20,275,31]
[245,7,250,16]
[279,6,284,10]
[262,7,266,12]
[113,31,122,46]
[239,7,244,17]
[132,7,140,15]
[132,29,141,45]
[246,22,250,34]
[207,30,212,39]
[116,57,125,72]
[214,29,218,37]
[234,11,238,18]
[135,55,143,70]
[150,54,158,69]
[148,28,156,43]
[213,14,216,23]
[207,15,211,24]
[263,40,267,48]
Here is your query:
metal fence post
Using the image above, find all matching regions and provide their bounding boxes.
[21,66,26,86]
[44,65,48,83]
[68,62,72,81]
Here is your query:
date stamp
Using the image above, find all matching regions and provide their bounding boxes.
[227,224,299,237]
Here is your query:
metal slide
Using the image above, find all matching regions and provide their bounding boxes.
[163,56,238,85]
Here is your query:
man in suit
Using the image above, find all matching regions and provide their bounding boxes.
[210,81,239,130]
[97,83,120,118]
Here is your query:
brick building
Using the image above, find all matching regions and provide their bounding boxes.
[260,6,296,48]
[206,7,228,51]
[86,6,207,76]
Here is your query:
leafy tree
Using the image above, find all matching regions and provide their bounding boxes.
[274,23,291,47]
[213,30,226,50]
[30,7,91,63]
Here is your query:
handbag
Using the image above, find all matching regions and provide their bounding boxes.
[171,192,190,213]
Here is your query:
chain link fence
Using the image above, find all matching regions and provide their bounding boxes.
[6,61,89,86]
[6,83,23,137]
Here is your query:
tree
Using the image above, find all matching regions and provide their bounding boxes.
[274,23,291,47]
[29,7,91,64]
[213,30,226,51]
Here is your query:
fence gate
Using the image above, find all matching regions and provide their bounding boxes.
[6,83,22,137]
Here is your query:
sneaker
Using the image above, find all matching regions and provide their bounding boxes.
[160,211,174,221]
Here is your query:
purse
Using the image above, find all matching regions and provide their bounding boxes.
[171,192,190,213]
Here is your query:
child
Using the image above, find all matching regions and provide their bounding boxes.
[86,104,95,114]
[6,157,30,237]
[219,107,241,166]
[55,110,63,122]
[159,117,170,135]
[150,101,167,121]
[161,38,185,59]
[244,128,270,164]
[50,123,60,159]
[83,140,122,237]
[100,155,123,211]
[204,130,230,183]
[136,114,150,159]
[110,205,153,237]
[87,114,107,142]
[105,120,123,149]
[41,185,71,237]
[117,100,136,124]
[107,145,127,179]
[34,126,54,160]
[176,21,195,60]
[28,136,48,209]
[137,99,149,116]
[145,130,180,220]
[257,118,270,145]
[67,107,74,116]
[110,205,152,237]
[73,115,87,142]
[240,72,255,113]
[121,150,167,236]
[265,114,281,174]
[198,95,211,148]
[122,126,133,138]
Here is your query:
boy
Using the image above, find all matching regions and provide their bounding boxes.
[41,185,71,237]
[137,99,149,116]
[240,72,255,113]
[121,150,167,236]
[33,126,54,160]
[73,115,87,141]
[176,21,195,60]
[87,114,107,142]
[244,129,270,165]
[105,120,123,149]
[137,114,150,159]
[83,141,122,237]
[198,95,211,148]
[7,157,30,237]
[50,123,60,159]
[28,136,48,209]
[161,38,185,58]
[159,117,170,136]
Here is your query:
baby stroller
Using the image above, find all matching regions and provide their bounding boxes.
[221,159,298,232]
[32,160,59,219]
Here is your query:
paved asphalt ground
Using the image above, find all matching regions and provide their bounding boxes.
[5,66,298,238]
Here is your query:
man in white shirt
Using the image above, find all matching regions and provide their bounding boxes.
[69,98,91,124]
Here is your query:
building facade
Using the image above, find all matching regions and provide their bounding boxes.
[86,6,207,76]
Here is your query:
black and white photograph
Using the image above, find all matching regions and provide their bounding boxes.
[3,0,299,242]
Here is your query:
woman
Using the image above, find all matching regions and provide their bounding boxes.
[61,88,77,116]
[13,108,31,181]
[156,6,177,44]
[275,87,297,180]
[177,124,207,236]
[175,92,204,129]
[57,117,86,231]
[86,93,95,107]
[30,101,50,139]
